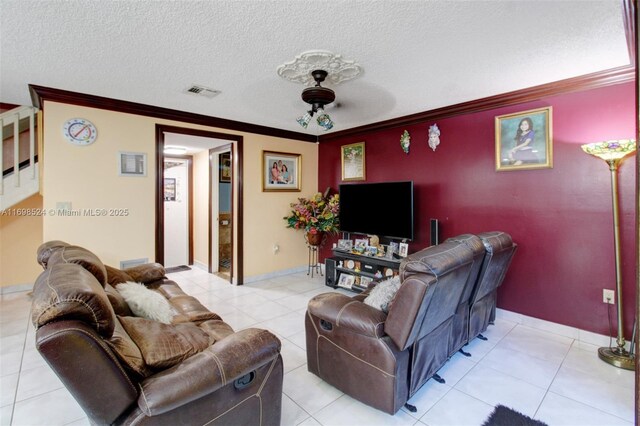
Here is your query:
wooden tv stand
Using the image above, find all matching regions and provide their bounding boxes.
[326,249,401,293]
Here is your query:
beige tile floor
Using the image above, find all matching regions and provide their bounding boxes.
[0,268,634,425]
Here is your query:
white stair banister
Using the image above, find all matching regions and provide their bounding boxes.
[0,116,3,195]
[0,105,40,209]
[29,109,35,178]
[13,112,19,187]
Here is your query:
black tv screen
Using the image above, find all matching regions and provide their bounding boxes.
[339,181,414,240]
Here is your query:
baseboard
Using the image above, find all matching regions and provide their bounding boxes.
[0,283,34,295]
[192,261,208,271]
[496,308,631,350]
[243,265,308,284]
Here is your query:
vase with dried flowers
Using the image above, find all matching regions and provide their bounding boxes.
[284,192,340,246]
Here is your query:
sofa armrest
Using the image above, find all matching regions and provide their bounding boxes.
[124,263,166,284]
[307,293,387,338]
[137,328,280,416]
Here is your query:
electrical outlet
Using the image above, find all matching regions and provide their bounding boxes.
[603,289,615,304]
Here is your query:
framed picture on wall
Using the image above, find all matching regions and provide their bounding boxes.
[262,150,301,192]
[219,152,231,183]
[495,106,553,171]
[341,142,366,181]
[118,151,147,177]
[164,178,176,201]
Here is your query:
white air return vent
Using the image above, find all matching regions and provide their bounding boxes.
[184,85,221,98]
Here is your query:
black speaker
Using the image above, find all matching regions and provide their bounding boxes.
[325,258,338,287]
[430,218,439,246]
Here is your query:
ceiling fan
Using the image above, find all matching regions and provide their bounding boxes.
[296,69,335,131]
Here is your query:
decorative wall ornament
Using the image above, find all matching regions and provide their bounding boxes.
[277,50,363,85]
[428,124,441,151]
[400,130,411,154]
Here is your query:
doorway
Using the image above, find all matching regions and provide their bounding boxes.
[155,125,244,284]
[163,156,193,268]
[209,146,233,279]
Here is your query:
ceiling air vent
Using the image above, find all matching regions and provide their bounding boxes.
[184,85,221,98]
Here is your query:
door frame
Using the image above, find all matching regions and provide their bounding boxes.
[208,145,233,278]
[155,124,244,284]
[162,155,194,266]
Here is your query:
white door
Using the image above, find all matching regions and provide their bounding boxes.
[163,158,189,268]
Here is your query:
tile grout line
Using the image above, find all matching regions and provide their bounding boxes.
[9,309,31,426]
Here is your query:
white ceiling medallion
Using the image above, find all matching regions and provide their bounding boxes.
[277,50,363,85]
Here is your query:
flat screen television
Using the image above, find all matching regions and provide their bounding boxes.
[339,181,414,240]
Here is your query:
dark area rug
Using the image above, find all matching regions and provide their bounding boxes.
[164,265,191,273]
[482,405,548,426]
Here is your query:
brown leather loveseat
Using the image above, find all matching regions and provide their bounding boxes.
[305,232,516,414]
[31,241,283,425]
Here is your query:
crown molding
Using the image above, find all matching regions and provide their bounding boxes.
[28,85,317,143]
[320,0,636,143]
[319,64,635,142]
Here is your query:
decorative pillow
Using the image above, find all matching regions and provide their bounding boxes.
[119,316,211,369]
[116,281,174,324]
[363,276,402,313]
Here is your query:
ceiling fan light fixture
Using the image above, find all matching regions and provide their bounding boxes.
[297,112,312,129]
[316,109,334,131]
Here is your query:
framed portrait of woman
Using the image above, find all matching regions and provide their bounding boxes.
[262,150,301,192]
[495,106,553,171]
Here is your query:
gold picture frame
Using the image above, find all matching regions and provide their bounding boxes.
[262,150,301,192]
[341,142,366,181]
[495,106,553,171]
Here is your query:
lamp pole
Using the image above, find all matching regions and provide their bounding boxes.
[581,139,636,370]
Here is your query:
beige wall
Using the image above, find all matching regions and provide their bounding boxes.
[0,194,44,287]
[38,101,318,282]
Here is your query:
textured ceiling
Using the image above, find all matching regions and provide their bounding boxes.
[0,1,631,136]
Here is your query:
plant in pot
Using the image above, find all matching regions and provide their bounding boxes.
[284,192,339,246]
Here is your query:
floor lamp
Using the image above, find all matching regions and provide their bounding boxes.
[581,139,636,370]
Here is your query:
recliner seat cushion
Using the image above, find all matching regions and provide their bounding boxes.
[106,317,153,378]
[119,316,211,369]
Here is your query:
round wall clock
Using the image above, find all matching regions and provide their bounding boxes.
[62,118,97,146]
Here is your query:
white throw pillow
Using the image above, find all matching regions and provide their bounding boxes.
[363,276,402,313]
[116,281,174,324]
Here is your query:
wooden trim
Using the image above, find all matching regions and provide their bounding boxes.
[208,150,213,274]
[29,85,317,143]
[163,154,194,266]
[320,65,635,142]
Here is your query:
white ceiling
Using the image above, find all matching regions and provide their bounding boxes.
[0,1,631,136]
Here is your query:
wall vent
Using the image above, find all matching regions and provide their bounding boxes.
[184,85,221,98]
[120,258,149,269]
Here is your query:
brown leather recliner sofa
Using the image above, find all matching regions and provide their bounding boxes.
[305,232,516,414]
[31,241,283,425]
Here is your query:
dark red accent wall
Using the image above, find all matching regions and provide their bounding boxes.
[319,81,636,337]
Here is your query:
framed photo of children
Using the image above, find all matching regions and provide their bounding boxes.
[495,106,553,171]
[341,142,366,181]
[262,151,301,192]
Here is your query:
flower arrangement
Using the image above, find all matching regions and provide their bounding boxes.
[284,192,339,235]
